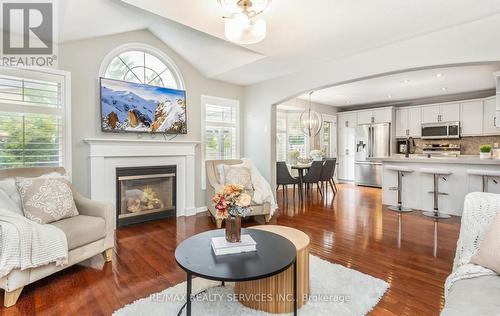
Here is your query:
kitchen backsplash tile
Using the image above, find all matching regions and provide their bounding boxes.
[413,136,500,155]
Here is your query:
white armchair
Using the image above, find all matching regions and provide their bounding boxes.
[205,160,271,228]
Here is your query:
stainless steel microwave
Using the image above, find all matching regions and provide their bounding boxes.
[421,121,460,139]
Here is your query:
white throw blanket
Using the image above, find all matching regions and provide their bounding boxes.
[241,158,278,217]
[0,207,68,277]
[444,192,500,296]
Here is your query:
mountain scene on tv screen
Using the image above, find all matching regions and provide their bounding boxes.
[100,79,187,133]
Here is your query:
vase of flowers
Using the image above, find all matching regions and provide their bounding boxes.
[212,184,252,243]
[309,149,324,161]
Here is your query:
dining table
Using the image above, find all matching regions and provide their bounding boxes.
[290,163,311,197]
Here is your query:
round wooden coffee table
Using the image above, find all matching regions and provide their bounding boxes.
[175,228,298,316]
[234,225,310,313]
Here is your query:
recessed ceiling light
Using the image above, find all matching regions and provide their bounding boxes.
[387,94,392,99]
[436,73,443,77]
[441,87,447,91]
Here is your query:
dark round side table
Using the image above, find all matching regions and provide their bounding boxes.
[175,228,298,316]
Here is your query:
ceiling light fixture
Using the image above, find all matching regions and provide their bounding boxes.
[218,0,271,44]
[441,87,447,91]
[436,73,443,77]
[403,79,410,83]
[387,94,392,99]
[300,91,323,137]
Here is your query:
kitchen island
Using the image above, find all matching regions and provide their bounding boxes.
[370,155,500,216]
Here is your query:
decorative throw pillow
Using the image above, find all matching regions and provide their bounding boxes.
[15,177,79,224]
[471,212,500,274]
[222,165,253,190]
[0,178,23,215]
[0,172,68,216]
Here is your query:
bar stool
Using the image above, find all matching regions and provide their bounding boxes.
[466,169,500,192]
[420,168,452,219]
[386,165,414,213]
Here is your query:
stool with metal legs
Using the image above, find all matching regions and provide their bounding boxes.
[386,165,414,213]
[466,169,500,192]
[420,168,452,219]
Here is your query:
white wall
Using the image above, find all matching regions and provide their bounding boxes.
[243,13,500,184]
[59,30,244,207]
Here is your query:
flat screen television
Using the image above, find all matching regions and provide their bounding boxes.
[100,77,187,134]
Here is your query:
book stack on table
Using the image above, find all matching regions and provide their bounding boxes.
[211,234,257,256]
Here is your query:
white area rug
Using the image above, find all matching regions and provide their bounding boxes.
[114,255,389,316]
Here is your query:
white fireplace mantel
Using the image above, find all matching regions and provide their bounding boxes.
[84,138,199,218]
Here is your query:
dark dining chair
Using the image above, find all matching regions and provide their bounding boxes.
[319,158,337,194]
[302,160,324,196]
[276,161,300,202]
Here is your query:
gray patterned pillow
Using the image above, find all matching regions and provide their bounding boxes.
[222,165,253,189]
[15,177,79,224]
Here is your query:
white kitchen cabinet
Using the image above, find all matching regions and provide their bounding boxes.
[338,112,357,128]
[421,103,459,123]
[395,108,408,138]
[440,103,460,122]
[408,107,422,137]
[395,106,421,138]
[483,97,499,135]
[338,126,356,181]
[357,110,373,125]
[461,101,483,136]
[421,105,440,124]
[357,108,392,125]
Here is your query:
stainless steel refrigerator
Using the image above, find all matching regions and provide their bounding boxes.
[355,123,391,187]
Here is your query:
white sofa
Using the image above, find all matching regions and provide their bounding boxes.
[0,167,115,307]
[441,192,500,315]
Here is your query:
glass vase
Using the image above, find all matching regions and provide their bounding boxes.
[225,216,241,243]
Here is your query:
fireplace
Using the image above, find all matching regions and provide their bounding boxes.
[116,165,176,227]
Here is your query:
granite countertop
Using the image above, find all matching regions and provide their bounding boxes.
[368,154,500,165]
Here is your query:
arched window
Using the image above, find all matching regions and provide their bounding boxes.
[101,44,183,89]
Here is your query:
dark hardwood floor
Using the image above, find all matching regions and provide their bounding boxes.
[0,184,460,316]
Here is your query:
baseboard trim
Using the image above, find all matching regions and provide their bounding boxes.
[196,206,208,214]
[184,207,208,217]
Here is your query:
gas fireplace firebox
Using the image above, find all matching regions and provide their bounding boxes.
[116,165,176,227]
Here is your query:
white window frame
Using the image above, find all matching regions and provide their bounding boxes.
[99,43,185,89]
[201,95,240,190]
[276,110,311,159]
[0,66,72,177]
[320,114,337,158]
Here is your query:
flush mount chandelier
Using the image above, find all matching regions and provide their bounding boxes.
[218,0,271,44]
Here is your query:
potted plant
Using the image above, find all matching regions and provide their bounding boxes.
[288,149,300,165]
[212,184,252,242]
[309,149,324,161]
[479,144,492,159]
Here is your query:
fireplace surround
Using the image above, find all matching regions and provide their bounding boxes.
[116,165,176,226]
[84,138,199,225]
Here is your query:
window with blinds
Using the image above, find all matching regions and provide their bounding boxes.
[276,112,287,161]
[203,99,239,161]
[275,110,309,161]
[0,71,65,168]
[286,112,307,157]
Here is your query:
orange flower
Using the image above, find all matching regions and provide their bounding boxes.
[223,183,243,196]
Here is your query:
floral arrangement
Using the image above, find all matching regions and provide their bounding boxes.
[288,149,300,159]
[212,184,252,220]
[309,149,324,161]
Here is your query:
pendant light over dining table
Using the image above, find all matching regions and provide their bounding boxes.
[218,0,270,44]
[300,91,323,137]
